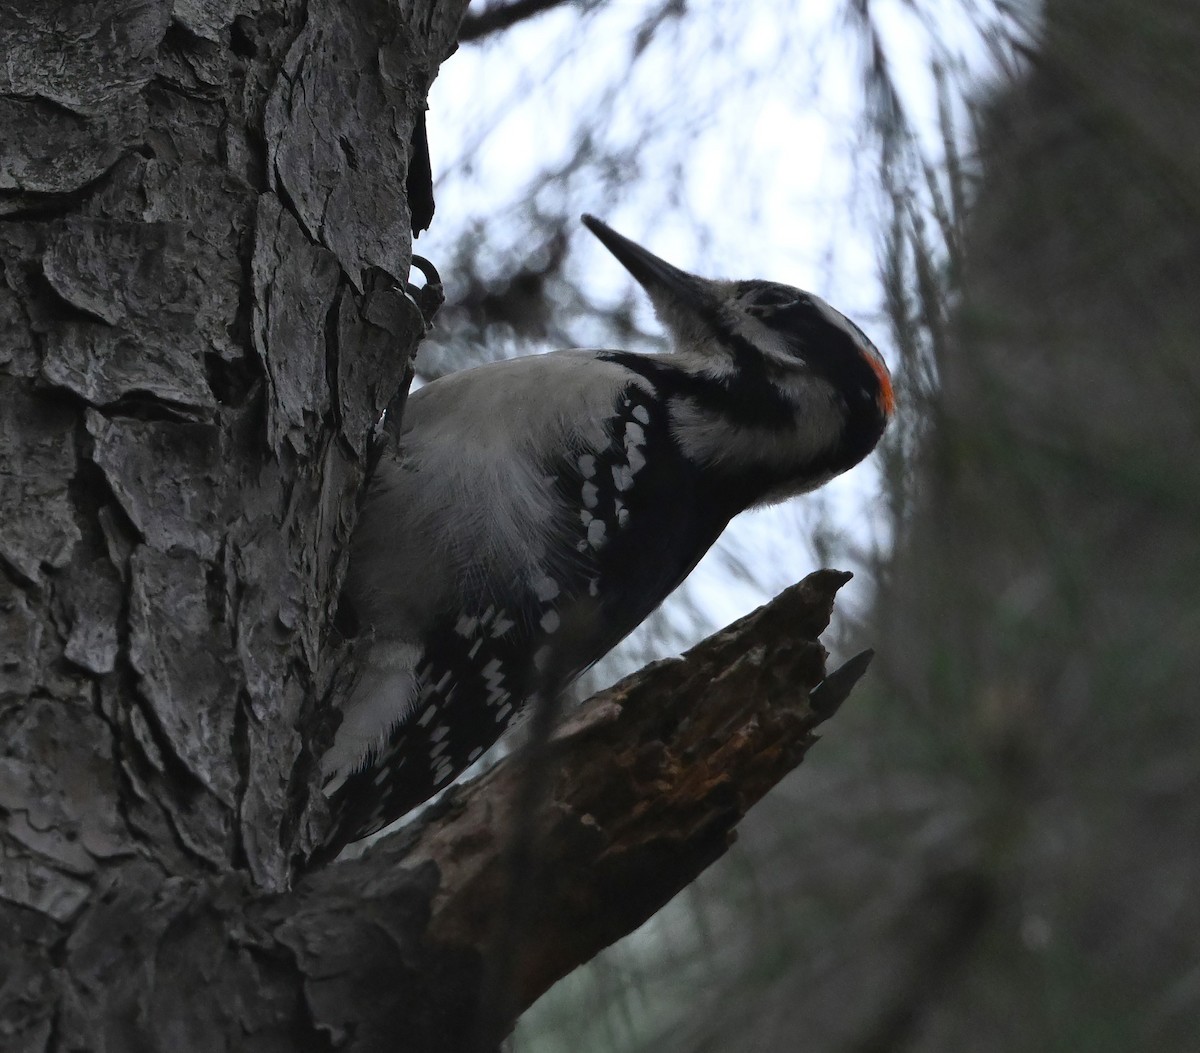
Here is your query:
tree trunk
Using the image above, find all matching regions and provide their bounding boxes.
[1,1,465,1046]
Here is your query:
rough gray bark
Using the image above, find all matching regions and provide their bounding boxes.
[1,0,466,1046]
[0,4,865,1049]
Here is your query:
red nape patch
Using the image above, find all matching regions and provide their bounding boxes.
[867,353,895,417]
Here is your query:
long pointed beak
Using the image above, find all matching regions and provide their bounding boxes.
[582,214,712,313]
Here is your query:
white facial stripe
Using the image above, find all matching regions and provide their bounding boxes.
[726,311,794,364]
[667,375,845,505]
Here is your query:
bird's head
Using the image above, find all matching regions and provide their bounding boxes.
[581,214,894,425]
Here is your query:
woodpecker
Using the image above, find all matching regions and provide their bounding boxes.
[319,215,893,855]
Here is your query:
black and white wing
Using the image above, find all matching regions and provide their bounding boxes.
[322,353,731,851]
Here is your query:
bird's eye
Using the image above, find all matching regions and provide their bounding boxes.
[746,285,801,311]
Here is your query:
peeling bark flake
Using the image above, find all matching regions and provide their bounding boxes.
[250,194,339,455]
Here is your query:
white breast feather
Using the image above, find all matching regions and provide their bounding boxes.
[325,351,648,787]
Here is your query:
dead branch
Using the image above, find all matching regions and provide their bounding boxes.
[297,569,866,1044]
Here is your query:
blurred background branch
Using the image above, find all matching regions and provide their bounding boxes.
[460,0,590,44]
